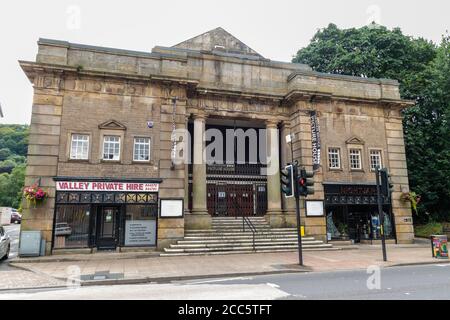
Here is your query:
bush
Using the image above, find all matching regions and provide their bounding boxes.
[414,222,443,238]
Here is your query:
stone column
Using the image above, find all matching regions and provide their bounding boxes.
[385,110,414,244]
[265,119,284,227]
[185,113,211,229]
[280,121,296,227]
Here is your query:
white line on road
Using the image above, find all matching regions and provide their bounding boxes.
[180,277,254,285]
[266,283,280,289]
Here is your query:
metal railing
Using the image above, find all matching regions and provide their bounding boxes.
[242,216,257,252]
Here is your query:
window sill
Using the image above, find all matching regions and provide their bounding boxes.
[68,159,90,163]
[132,161,153,165]
[101,160,122,164]
[328,168,343,171]
[350,169,365,173]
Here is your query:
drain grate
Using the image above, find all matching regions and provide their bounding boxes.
[80,271,124,281]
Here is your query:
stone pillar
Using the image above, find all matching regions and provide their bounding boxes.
[385,110,414,244]
[185,113,211,229]
[280,121,296,227]
[290,105,326,242]
[265,119,284,227]
[22,73,63,255]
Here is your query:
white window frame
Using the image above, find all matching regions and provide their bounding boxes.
[133,137,151,162]
[70,134,89,160]
[369,149,383,171]
[328,147,341,170]
[103,136,121,161]
[349,148,362,170]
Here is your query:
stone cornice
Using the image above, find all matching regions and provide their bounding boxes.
[19,61,199,87]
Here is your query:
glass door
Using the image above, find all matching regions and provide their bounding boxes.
[96,206,119,250]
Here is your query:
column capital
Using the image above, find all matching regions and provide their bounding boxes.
[280,120,291,129]
[265,119,279,128]
[192,112,207,121]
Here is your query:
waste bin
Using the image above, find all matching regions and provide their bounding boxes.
[431,235,448,259]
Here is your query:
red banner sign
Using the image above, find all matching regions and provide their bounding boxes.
[56,181,159,193]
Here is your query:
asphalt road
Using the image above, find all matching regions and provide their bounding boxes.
[0,263,449,299]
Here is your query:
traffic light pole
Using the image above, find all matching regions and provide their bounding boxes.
[293,165,304,266]
[375,168,388,262]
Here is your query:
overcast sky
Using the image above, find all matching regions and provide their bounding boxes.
[0,0,448,124]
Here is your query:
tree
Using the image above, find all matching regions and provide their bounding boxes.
[0,124,29,208]
[0,164,25,208]
[293,24,449,221]
[403,35,450,222]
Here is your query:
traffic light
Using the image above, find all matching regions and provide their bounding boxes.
[298,168,315,197]
[380,168,394,198]
[281,165,295,198]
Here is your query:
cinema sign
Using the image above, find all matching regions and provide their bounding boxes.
[56,181,160,192]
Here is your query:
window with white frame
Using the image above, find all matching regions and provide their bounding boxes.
[103,136,121,161]
[70,134,89,160]
[370,149,382,171]
[133,137,151,161]
[349,149,362,170]
[328,148,341,169]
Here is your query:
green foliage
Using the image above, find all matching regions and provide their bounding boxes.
[403,35,450,222]
[0,164,25,208]
[0,124,29,208]
[293,24,450,223]
[414,222,443,238]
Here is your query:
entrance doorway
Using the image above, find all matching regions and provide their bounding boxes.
[96,206,120,250]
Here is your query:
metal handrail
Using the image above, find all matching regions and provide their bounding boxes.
[243,216,257,252]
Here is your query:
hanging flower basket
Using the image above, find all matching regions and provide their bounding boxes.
[23,184,48,208]
[400,191,421,214]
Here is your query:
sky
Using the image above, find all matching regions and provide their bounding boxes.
[0,0,448,124]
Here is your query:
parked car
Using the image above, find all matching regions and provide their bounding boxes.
[10,211,22,224]
[0,226,10,261]
[54,222,72,236]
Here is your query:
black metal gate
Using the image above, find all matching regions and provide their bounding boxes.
[189,164,268,217]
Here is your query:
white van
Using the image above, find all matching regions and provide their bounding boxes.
[0,207,12,226]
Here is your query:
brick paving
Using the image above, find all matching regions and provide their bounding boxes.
[3,242,447,290]
[0,265,66,290]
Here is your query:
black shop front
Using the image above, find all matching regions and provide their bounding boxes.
[324,183,396,243]
[52,177,162,252]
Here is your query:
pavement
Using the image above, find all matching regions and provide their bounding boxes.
[0,224,66,290]
[1,236,448,291]
[1,263,450,300]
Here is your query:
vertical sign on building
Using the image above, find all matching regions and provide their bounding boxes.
[310,110,321,171]
[171,97,177,169]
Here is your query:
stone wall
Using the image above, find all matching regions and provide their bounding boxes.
[384,109,414,244]
[22,72,63,254]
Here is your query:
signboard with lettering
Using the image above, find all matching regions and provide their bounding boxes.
[125,220,156,246]
[310,111,321,171]
[55,181,160,193]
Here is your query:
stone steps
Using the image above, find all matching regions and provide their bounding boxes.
[165,243,333,253]
[171,240,325,248]
[160,216,335,256]
[180,236,312,242]
[160,247,340,257]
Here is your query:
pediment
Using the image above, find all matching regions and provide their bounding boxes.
[173,27,263,58]
[346,136,365,145]
[98,120,127,130]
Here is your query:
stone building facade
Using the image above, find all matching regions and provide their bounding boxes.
[20,28,414,255]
